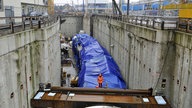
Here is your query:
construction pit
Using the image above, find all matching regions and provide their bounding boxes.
[30,33,171,108]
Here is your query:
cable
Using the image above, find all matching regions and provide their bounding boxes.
[153,31,174,93]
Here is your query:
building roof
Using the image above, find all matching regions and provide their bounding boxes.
[21,2,48,7]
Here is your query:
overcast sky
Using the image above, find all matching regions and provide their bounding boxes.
[54,0,140,5]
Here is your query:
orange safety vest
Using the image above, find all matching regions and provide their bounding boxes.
[97,75,103,83]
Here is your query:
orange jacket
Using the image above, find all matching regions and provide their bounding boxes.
[97,75,103,83]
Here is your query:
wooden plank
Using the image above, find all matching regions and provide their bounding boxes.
[149,96,157,104]
[31,92,172,108]
[66,94,142,104]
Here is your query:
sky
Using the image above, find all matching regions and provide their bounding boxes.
[54,0,140,5]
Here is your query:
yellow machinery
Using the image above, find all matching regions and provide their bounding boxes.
[163,1,192,18]
[179,9,192,18]
[162,0,192,32]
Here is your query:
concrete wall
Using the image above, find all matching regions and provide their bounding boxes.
[61,16,83,37]
[171,32,192,108]
[83,16,192,108]
[83,14,91,35]
[0,19,60,108]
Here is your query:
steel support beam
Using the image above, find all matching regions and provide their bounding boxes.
[112,0,122,15]
[127,0,129,15]
[51,86,153,96]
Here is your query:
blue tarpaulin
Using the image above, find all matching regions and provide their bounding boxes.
[152,3,159,9]
[72,34,126,89]
[163,1,170,6]
[122,5,127,11]
[133,4,144,11]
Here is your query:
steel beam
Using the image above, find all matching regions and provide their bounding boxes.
[127,0,129,15]
[51,86,152,96]
[112,0,122,15]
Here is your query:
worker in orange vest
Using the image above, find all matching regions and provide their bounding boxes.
[97,73,103,88]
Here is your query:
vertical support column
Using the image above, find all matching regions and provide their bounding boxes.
[30,17,33,29]
[152,19,155,28]
[10,18,14,33]
[119,0,122,12]
[22,17,26,30]
[161,21,164,30]
[38,20,41,29]
[127,0,129,15]
[90,15,94,36]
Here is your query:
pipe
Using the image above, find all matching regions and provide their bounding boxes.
[127,0,129,15]
[83,0,85,13]
[51,86,153,96]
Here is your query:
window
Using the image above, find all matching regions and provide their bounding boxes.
[0,0,3,11]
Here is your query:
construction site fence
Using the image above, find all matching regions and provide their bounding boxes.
[177,18,192,33]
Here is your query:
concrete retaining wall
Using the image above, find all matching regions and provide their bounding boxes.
[170,31,192,108]
[0,19,60,108]
[85,16,192,108]
[83,14,91,35]
[61,16,83,37]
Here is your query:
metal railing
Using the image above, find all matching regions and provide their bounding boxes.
[2,14,191,35]
[59,14,84,18]
[0,16,59,35]
[93,14,178,30]
[177,18,192,33]
[56,14,192,33]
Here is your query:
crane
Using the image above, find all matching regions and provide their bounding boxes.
[112,0,122,15]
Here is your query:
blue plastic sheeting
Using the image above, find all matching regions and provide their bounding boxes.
[122,4,134,11]
[72,34,126,89]
[151,1,170,9]
[122,5,127,11]
[163,1,170,6]
[152,3,159,9]
[133,4,144,11]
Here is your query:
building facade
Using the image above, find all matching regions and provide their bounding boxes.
[87,3,111,14]
[0,0,48,18]
[21,0,48,16]
[86,0,112,14]
[126,0,174,16]
[0,0,20,17]
[0,0,48,24]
